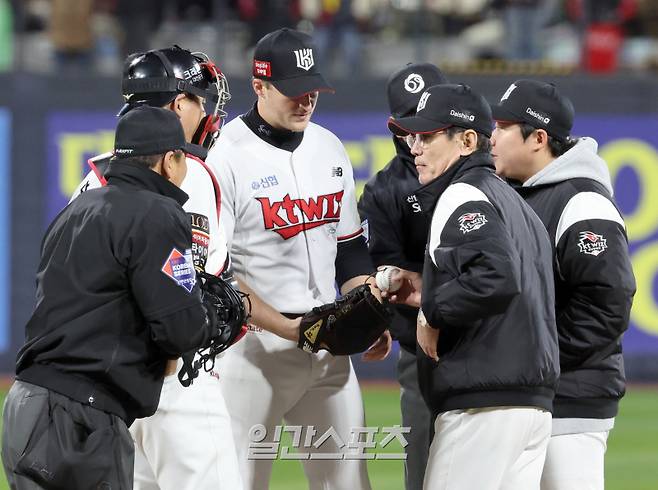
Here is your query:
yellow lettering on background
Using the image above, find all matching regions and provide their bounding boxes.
[368,136,395,175]
[598,139,658,338]
[59,131,114,197]
[629,242,658,336]
[346,136,396,199]
[601,139,658,241]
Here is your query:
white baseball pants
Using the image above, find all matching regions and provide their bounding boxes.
[130,365,243,490]
[540,431,609,490]
[424,406,551,490]
[217,329,371,490]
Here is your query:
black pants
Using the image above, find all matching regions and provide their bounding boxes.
[1,380,134,490]
[397,349,431,490]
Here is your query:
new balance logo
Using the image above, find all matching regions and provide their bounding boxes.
[331,167,343,177]
[294,49,314,71]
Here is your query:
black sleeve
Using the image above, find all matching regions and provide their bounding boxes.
[421,200,521,328]
[555,218,636,367]
[147,304,209,358]
[335,235,374,287]
[358,180,419,271]
[128,205,210,357]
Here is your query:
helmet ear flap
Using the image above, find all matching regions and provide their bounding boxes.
[192,114,222,150]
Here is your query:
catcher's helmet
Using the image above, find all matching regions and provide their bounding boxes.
[120,45,230,149]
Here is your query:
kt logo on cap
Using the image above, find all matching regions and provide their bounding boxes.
[294,49,314,71]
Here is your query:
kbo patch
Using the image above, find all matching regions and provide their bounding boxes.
[458,212,487,234]
[162,248,196,292]
[578,231,607,256]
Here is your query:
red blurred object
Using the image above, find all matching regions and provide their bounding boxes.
[583,22,623,73]
[237,0,259,20]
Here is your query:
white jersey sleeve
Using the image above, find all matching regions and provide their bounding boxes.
[179,155,228,275]
[69,153,112,202]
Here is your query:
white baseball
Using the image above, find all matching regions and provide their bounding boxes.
[375,266,402,292]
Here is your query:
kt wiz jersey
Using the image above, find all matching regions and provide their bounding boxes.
[71,153,228,275]
[207,118,363,313]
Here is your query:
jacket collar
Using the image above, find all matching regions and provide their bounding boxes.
[393,136,418,176]
[414,150,495,214]
[241,102,304,152]
[105,160,189,206]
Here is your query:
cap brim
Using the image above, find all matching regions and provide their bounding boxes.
[490,104,523,123]
[182,142,200,155]
[271,73,335,98]
[387,116,449,136]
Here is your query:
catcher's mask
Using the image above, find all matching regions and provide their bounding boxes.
[119,45,231,150]
[178,269,249,387]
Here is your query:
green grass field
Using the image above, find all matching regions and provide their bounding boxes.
[1,385,657,489]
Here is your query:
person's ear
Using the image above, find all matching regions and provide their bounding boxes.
[460,130,478,154]
[528,129,550,153]
[169,94,187,117]
[160,151,176,180]
[535,129,549,147]
[252,79,266,98]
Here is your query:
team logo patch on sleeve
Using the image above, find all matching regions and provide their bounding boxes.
[578,231,607,256]
[458,212,487,234]
[162,248,197,292]
[190,213,210,270]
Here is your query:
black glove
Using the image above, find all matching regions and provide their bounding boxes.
[298,284,392,355]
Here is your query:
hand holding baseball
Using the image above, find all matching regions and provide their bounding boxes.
[375,266,402,292]
[379,268,422,308]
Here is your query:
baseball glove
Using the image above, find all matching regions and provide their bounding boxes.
[297,284,393,355]
[178,269,249,387]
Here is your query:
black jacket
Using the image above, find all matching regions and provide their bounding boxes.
[358,138,431,352]
[416,151,559,415]
[516,138,636,419]
[16,161,210,425]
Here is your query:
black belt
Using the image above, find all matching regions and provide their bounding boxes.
[281,312,304,319]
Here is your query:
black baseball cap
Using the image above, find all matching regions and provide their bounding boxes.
[114,106,193,157]
[387,63,449,118]
[491,80,574,141]
[388,84,493,138]
[252,28,334,98]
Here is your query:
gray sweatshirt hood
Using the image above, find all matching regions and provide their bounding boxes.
[523,137,614,195]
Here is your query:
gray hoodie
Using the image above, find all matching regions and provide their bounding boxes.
[523,137,614,195]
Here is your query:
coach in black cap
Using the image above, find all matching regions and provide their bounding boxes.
[358,62,448,490]
[384,83,560,490]
[3,106,212,490]
[491,80,635,490]
[387,83,493,184]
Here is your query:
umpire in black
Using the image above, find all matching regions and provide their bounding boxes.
[358,62,447,490]
[2,106,213,490]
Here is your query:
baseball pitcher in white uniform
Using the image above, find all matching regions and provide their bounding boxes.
[70,46,244,490]
[206,28,392,490]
